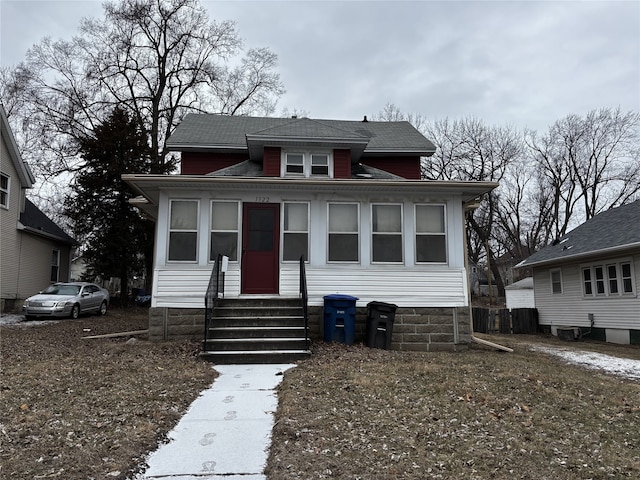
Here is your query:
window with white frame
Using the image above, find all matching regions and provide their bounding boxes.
[50,249,60,282]
[283,151,332,178]
[285,153,304,175]
[583,261,635,297]
[0,173,9,209]
[550,269,563,294]
[283,202,309,261]
[328,203,359,262]
[621,262,634,294]
[168,200,198,262]
[210,201,239,261]
[372,204,403,263]
[415,204,447,263]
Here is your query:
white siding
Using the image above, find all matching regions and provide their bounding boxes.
[150,186,472,309]
[505,289,535,309]
[153,263,467,308]
[533,253,640,330]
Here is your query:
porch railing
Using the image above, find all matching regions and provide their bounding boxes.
[299,254,310,349]
[203,253,225,350]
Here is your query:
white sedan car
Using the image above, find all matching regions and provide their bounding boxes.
[23,282,110,320]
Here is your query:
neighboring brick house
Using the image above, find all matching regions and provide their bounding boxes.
[124,114,497,351]
[1,105,76,312]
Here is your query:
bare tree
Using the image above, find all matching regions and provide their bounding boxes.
[525,107,640,240]
[4,0,284,181]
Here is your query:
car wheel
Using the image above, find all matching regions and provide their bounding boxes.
[99,301,108,316]
[70,304,80,319]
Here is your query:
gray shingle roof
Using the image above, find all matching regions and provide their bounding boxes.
[518,200,640,267]
[166,114,436,154]
[206,159,404,180]
[20,199,76,245]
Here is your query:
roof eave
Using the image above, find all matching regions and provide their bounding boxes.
[122,174,498,207]
[517,242,640,269]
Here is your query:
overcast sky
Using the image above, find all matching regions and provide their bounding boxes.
[1,0,638,132]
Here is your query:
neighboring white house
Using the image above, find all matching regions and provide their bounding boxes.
[124,114,497,350]
[504,277,535,310]
[1,104,76,312]
[517,201,640,345]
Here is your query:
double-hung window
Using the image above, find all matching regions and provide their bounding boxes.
[285,154,304,175]
[372,204,403,263]
[168,200,198,262]
[210,201,239,261]
[583,261,635,297]
[283,202,309,261]
[415,204,447,263]
[550,269,563,294]
[0,173,9,209]
[283,152,332,178]
[311,154,329,175]
[328,203,359,262]
[51,250,60,282]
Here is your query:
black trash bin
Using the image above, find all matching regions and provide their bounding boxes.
[323,294,358,345]
[366,301,397,349]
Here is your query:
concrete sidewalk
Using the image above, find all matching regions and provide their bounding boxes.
[135,364,296,480]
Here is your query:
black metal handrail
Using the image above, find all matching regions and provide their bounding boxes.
[299,254,309,349]
[203,253,224,351]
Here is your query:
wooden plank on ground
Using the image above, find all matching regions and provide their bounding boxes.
[82,329,148,339]
[471,335,514,352]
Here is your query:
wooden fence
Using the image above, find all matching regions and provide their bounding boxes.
[472,307,538,334]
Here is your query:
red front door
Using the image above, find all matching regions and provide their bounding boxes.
[241,203,280,294]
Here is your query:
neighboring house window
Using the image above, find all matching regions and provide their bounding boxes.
[328,203,359,262]
[583,261,636,297]
[372,203,403,263]
[582,267,593,295]
[607,264,619,294]
[168,200,198,262]
[283,202,309,261]
[550,269,562,294]
[51,250,60,282]
[283,151,332,178]
[210,201,239,261]
[415,204,447,263]
[0,172,9,209]
[621,262,634,294]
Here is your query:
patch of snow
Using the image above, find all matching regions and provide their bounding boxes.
[0,313,59,327]
[531,345,640,381]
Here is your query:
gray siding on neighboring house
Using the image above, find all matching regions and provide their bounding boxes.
[16,233,72,298]
[533,253,640,331]
[1,132,23,303]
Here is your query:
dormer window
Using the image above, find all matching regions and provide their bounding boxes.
[311,154,329,175]
[285,154,304,175]
[282,151,332,178]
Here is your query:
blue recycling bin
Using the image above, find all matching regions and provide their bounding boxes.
[323,294,358,345]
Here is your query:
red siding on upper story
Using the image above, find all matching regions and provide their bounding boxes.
[180,152,246,175]
[333,149,351,179]
[361,156,422,179]
[263,147,281,177]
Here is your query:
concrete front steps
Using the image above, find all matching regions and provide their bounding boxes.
[201,297,311,364]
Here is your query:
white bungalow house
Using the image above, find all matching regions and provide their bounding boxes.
[517,200,640,345]
[123,114,497,356]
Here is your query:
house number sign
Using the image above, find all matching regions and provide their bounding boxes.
[255,196,270,203]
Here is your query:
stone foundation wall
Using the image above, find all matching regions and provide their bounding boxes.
[149,305,471,352]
